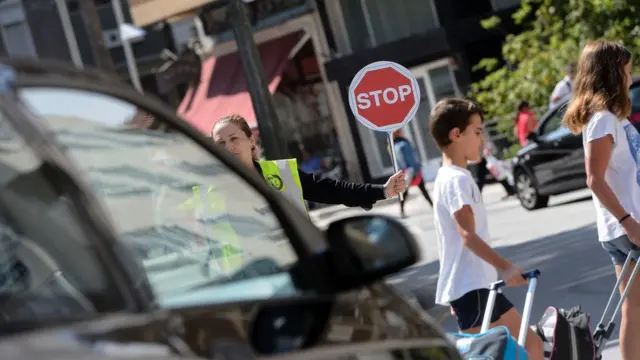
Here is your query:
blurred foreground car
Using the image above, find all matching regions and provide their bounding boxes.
[0,59,460,360]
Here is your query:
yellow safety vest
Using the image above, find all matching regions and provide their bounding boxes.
[178,184,243,273]
[176,159,306,275]
[257,159,307,214]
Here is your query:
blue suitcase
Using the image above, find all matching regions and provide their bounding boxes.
[449,269,541,360]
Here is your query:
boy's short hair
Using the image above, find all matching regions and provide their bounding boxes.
[429,98,484,149]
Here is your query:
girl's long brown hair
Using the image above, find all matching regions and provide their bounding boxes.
[212,114,260,160]
[563,40,632,134]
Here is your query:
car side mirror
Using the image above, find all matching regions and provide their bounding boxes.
[323,215,419,292]
[527,132,539,142]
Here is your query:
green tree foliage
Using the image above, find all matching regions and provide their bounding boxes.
[470,0,640,135]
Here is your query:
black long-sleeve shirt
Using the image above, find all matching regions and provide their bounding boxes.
[253,161,386,210]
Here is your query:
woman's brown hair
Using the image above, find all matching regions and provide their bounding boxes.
[212,114,260,160]
[563,40,632,134]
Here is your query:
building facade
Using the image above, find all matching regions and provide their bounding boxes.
[0,0,179,103]
[134,0,524,183]
[319,0,523,182]
[2,0,524,183]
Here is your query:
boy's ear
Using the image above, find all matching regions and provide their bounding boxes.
[448,128,461,143]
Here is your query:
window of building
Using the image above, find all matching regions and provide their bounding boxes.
[358,58,461,179]
[2,21,35,57]
[66,0,113,13]
[169,18,196,52]
[450,0,493,19]
[338,0,438,53]
[491,0,522,11]
[0,0,36,57]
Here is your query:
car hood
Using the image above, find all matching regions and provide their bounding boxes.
[515,141,539,157]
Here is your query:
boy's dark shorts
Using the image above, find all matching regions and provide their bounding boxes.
[450,288,514,331]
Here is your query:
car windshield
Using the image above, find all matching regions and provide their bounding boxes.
[17,87,300,307]
[0,112,127,328]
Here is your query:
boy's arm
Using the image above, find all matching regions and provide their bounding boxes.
[445,176,525,286]
[453,205,511,271]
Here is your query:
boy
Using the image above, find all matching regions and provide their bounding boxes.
[429,98,543,360]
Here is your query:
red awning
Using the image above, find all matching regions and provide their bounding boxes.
[178,32,303,134]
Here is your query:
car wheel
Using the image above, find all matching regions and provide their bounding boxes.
[515,171,549,210]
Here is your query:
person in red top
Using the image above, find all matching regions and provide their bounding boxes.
[514,101,537,146]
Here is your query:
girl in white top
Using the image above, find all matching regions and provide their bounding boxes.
[564,40,636,360]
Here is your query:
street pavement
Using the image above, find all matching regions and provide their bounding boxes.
[311,183,623,359]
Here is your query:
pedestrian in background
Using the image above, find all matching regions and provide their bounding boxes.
[429,98,543,360]
[483,146,515,199]
[392,128,433,218]
[471,156,489,193]
[549,63,575,110]
[563,40,637,360]
[514,101,537,146]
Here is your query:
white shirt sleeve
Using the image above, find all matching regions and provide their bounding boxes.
[549,79,571,108]
[584,111,618,144]
[443,174,476,215]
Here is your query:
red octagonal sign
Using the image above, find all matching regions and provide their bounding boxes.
[348,61,420,132]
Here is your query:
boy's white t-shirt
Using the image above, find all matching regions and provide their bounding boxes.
[433,165,498,305]
[583,110,640,242]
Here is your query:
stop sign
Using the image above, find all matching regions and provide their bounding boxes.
[348,61,420,132]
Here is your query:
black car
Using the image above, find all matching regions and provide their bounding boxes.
[511,102,584,210]
[512,79,640,210]
[0,59,461,360]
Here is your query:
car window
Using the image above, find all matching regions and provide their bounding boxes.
[539,105,567,137]
[0,112,126,327]
[17,87,300,306]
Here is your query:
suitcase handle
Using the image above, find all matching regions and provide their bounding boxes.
[481,269,541,347]
[594,249,640,358]
[489,269,541,290]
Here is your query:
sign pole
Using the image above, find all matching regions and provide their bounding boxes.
[227,0,287,160]
[387,131,404,202]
